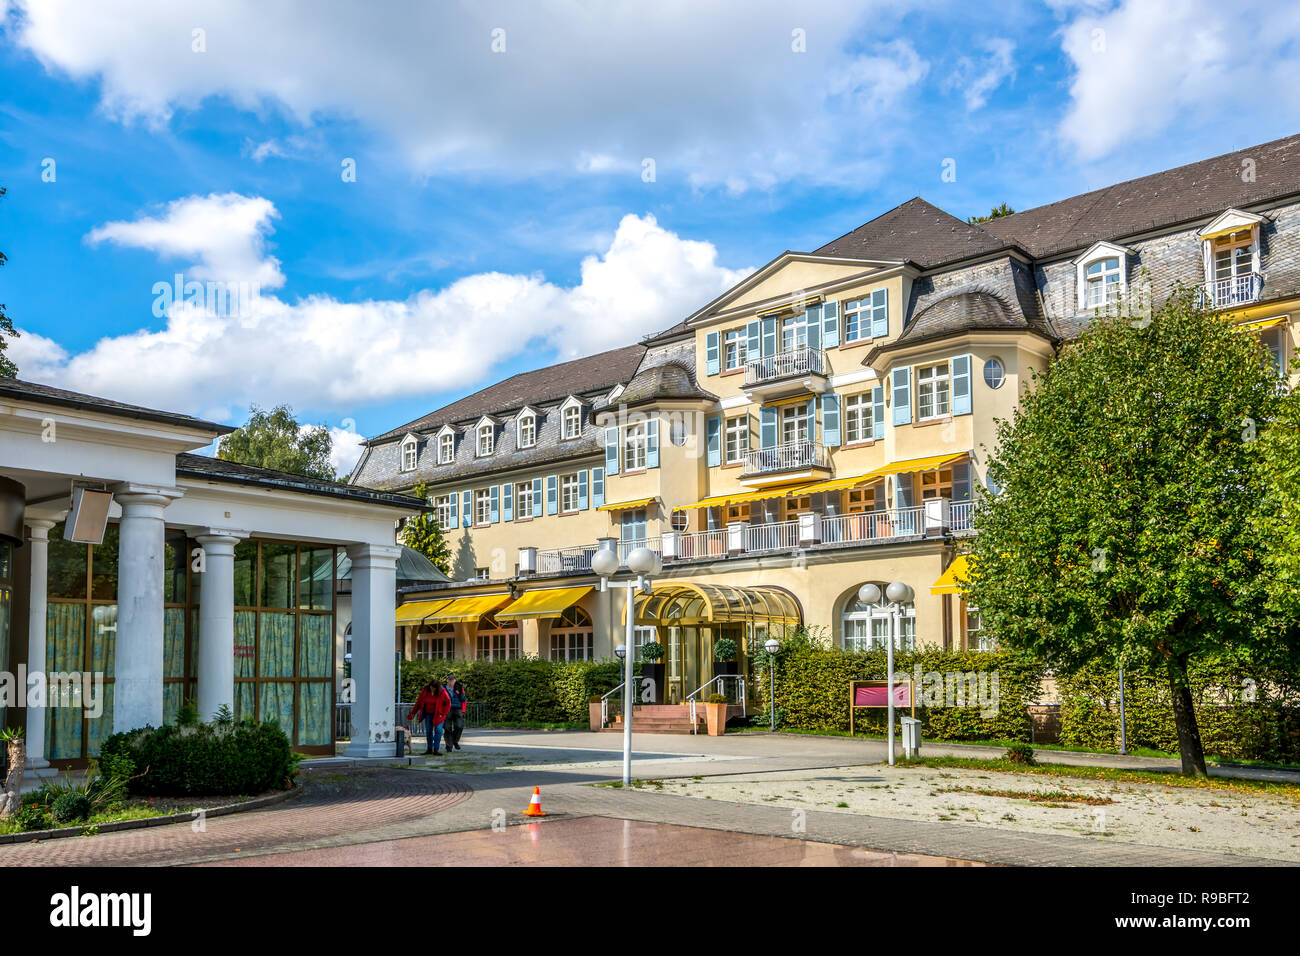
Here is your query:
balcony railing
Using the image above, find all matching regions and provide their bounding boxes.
[950,500,975,535]
[742,439,829,477]
[537,544,599,575]
[618,536,663,562]
[744,519,800,554]
[1200,272,1262,309]
[676,529,728,561]
[744,347,825,386]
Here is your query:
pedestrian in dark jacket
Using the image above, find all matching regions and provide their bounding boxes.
[407,679,451,755]
[443,674,469,751]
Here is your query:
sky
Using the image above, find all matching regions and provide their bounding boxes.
[2,0,1299,475]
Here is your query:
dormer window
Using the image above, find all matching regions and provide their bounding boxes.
[560,396,585,440]
[1198,209,1265,309]
[1075,241,1130,313]
[438,432,454,464]
[518,409,537,449]
[477,423,494,457]
[400,435,418,472]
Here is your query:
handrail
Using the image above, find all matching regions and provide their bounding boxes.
[686,674,747,733]
[600,681,626,728]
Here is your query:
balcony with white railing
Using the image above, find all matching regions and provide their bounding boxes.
[1200,272,1263,309]
[535,543,600,575]
[743,347,828,400]
[741,439,830,481]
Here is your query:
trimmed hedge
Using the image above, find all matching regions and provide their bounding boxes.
[755,642,1044,742]
[401,657,626,725]
[1058,659,1300,762]
[99,720,293,796]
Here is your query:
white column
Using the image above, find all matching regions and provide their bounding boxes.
[24,519,56,773]
[195,531,246,722]
[343,542,401,757]
[112,485,182,733]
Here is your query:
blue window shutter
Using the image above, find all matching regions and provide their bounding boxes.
[489,485,500,523]
[604,426,619,475]
[822,394,841,446]
[872,386,885,439]
[873,483,886,510]
[502,483,513,522]
[706,415,721,466]
[592,467,605,508]
[952,354,972,415]
[823,300,839,348]
[578,470,589,510]
[760,406,777,449]
[546,475,558,515]
[896,473,914,508]
[646,418,660,468]
[448,491,459,530]
[805,399,815,441]
[462,489,472,527]
[953,461,971,503]
[891,366,912,425]
[806,305,822,351]
[746,321,760,360]
[871,289,889,338]
[761,317,778,357]
[705,330,720,375]
[532,477,543,517]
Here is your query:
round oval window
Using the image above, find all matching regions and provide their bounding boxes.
[983,358,1005,389]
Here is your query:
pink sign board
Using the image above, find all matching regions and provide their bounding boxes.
[853,684,911,707]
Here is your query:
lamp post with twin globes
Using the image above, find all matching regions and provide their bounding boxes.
[857,580,914,766]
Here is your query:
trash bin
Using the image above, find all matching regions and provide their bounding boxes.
[900,716,921,758]
[395,726,406,758]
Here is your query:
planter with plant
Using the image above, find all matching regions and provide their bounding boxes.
[640,641,665,703]
[0,728,24,820]
[712,637,738,677]
[702,692,729,736]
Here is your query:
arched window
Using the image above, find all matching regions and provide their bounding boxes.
[400,437,417,472]
[518,412,537,449]
[842,584,915,652]
[476,611,519,660]
[550,605,593,661]
[416,621,455,660]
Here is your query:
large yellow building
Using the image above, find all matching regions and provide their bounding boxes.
[350,133,1300,707]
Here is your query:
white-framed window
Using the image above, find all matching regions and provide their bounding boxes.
[983,357,1005,389]
[477,424,494,457]
[416,624,455,660]
[1261,325,1288,377]
[1085,257,1122,309]
[724,328,747,370]
[476,614,520,660]
[670,509,689,532]
[844,392,872,443]
[560,473,580,513]
[549,605,594,662]
[842,291,886,343]
[563,405,582,440]
[780,403,808,444]
[843,593,915,652]
[473,567,491,581]
[724,414,749,463]
[438,432,454,464]
[633,625,656,662]
[433,494,454,528]
[518,413,536,449]
[1213,233,1255,282]
[917,363,950,420]
[965,604,994,652]
[781,315,807,352]
[624,423,647,471]
[401,438,417,472]
[515,481,534,519]
[474,488,492,525]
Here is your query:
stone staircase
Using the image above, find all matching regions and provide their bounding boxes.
[602,704,702,734]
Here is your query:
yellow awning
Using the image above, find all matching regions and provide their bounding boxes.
[1233,316,1287,333]
[680,480,816,510]
[422,594,511,623]
[931,554,974,595]
[395,599,450,625]
[494,586,594,621]
[798,472,880,495]
[597,497,657,513]
[870,452,968,479]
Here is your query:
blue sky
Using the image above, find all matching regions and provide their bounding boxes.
[2,0,1298,473]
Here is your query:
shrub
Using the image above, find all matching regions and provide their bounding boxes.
[401,657,623,725]
[50,791,91,824]
[706,693,727,704]
[14,799,51,832]
[713,638,737,662]
[1004,743,1036,765]
[641,641,664,663]
[99,719,292,796]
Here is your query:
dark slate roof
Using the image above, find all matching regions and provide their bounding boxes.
[176,453,424,510]
[897,289,1028,347]
[369,344,646,444]
[813,198,1012,269]
[643,318,693,344]
[0,378,232,434]
[619,361,716,407]
[333,546,451,584]
[981,132,1300,258]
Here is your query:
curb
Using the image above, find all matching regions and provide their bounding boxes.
[0,784,303,846]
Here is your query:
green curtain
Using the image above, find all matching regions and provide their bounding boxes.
[259,681,294,738]
[297,683,331,745]
[163,683,182,725]
[259,612,294,677]
[234,610,256,679]
[234,681,255,721]
[298,613,332,678]
[0,588,10,729]
[85,684,114,757]
[163,607,186,678]
[89,604,116,678]
[46,603,85,759]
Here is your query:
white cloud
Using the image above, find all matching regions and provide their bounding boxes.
[945,38,1015,111]
[308,422,367,478]
[5,0,928,189]
[11,195,748,422]
[1059,0,1300,160]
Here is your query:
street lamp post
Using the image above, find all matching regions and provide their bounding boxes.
[593,545,660,787]
[764,638,780,732]
[858,581,914,767]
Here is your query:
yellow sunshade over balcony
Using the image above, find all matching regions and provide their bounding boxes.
[422,594,512,623]
[871,452,968,479]
[931,554,974,595]
[597,497,658,513]
[797,472,879,495]
[395,599,451,625]
[679,481,813,511]
[1233,316,1287,333]
[494,586,593,621]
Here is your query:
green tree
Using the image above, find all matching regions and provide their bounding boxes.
[217,404,336,480]
[1254,393,1300,619]
[400,481,451,575]
[0,186,21,378]
[964,290,1289,777]
[968,202,1015,224]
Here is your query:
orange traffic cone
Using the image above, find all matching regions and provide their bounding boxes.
[523,786,547,817]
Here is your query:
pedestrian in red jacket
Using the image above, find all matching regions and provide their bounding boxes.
[407,679,451,755]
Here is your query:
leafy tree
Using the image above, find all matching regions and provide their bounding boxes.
[0,186,20,378]
[968,202,1015,224]
[217,404,336,480]
[1254,394,1300,619]
[964,290,1289,777]
[400,481,451,575]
